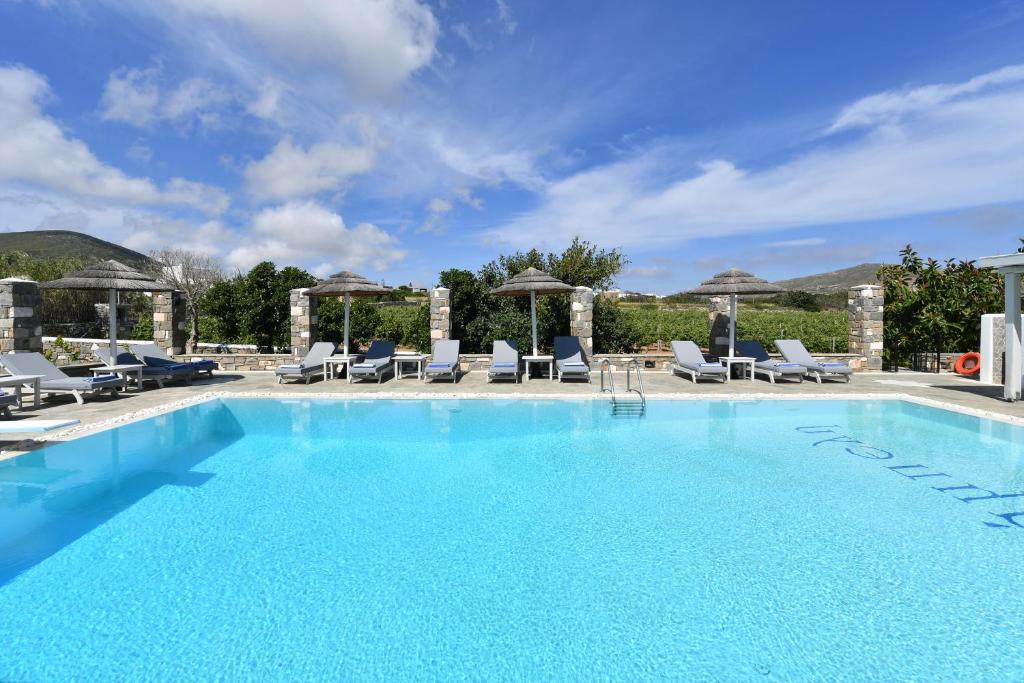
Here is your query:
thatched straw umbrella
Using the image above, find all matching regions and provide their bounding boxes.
[490,267,574,356]
[304,270,391,356]
[688,268,785,357]
[40,260,171,361]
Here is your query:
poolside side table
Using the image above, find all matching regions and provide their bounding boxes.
[0,374,43,409]
[523,355,554,381]
[721,356,756,381]
[323,355,363,380]
[93,364,145,392]
[395,353,425,380]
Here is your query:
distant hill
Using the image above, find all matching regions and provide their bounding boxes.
[773,263,884,294]
[0,230,154,269]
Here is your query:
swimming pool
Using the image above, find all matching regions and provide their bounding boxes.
[1,398,1023,679]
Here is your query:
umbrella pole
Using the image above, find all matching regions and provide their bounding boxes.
[343,293,350,356]
[530,290,538,356]
[729,293,737,358]
[108,288,118,360]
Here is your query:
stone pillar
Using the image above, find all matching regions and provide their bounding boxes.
[153,290,186,354]
[289,288,318,357]
[708,296,731,357]
[848,284,884,371]
[0,278,42,353]
[570,286,594,355]
[430,287,451,342]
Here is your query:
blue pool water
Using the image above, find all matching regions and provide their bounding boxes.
[1,398,1024,680]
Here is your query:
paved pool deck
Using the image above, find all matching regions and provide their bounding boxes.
[0,368,1020,457]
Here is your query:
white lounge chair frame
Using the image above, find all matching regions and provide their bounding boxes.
[670,340,728,383]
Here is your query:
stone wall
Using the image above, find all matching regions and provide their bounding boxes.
[289,288,318,357]
[570,287,594,355]
[708,296,731,358]
[430,287,451,342]
[42,336,150,364]
[153,290,186,354]
[179,353,291,372]
[847,284,884,371]
[0,278,42,354]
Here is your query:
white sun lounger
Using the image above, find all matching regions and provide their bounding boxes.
[775,339,853,383]
[488,340,521,383]
[275,342,336,384]
[96,348,194,388]
[130,343,218,378]
[0,353,122,405]
[735,340,806,384]
[554,336,591,382]
[670,340,728,383]
[424,339,460,383]
[348,341,395,383]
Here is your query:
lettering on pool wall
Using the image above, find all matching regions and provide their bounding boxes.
[795,425,1024,530]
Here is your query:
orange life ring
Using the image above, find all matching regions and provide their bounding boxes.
[954,352,980,376]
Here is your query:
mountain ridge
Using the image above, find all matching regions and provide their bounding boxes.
[773,263,883,293]
[0,230,154,269]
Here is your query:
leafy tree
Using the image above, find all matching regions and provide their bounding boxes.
[879,245,1003,368]
[238,262,281,350]
[347,298,383,350]
[437,238,634,353]
[223,262,317,351]
[439,268,492,351]
[201,278,243,343]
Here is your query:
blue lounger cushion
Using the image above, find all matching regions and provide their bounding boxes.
[427,363,452,369]
[89,374,119,383]
[492,362,517,368]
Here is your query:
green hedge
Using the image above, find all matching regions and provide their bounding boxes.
[619,307,848,353]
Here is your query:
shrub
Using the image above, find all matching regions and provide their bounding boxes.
[879,245,1003,365]
[619,306,847,353]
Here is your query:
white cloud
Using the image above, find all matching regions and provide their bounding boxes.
[827,64,1024,133]
[100,66,232,130]
[0,189,232,259]
[225,201,405,272]
[246,79,291,123]
[0,65,228,214]
[166,0,439,93]
[244,134,377,201]
[484,67,1024,250]
[765,237,826,248]
[429,132,544,189]
[99,65,161,126]
[122,214,235,256]
[495,0,517,35]
[427,197,452,214]
[418,196,452,234]
[453,186,483,209]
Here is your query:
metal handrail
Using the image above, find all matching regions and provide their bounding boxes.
[624,359,646,407]
[601,358,645,412]
[599,358,615,394]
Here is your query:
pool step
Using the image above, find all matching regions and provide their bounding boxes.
[611,396,646,416]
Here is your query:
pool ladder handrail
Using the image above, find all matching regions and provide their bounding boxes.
[600,358,646,414]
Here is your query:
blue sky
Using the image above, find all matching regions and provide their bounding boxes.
[0,1,1022,292]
